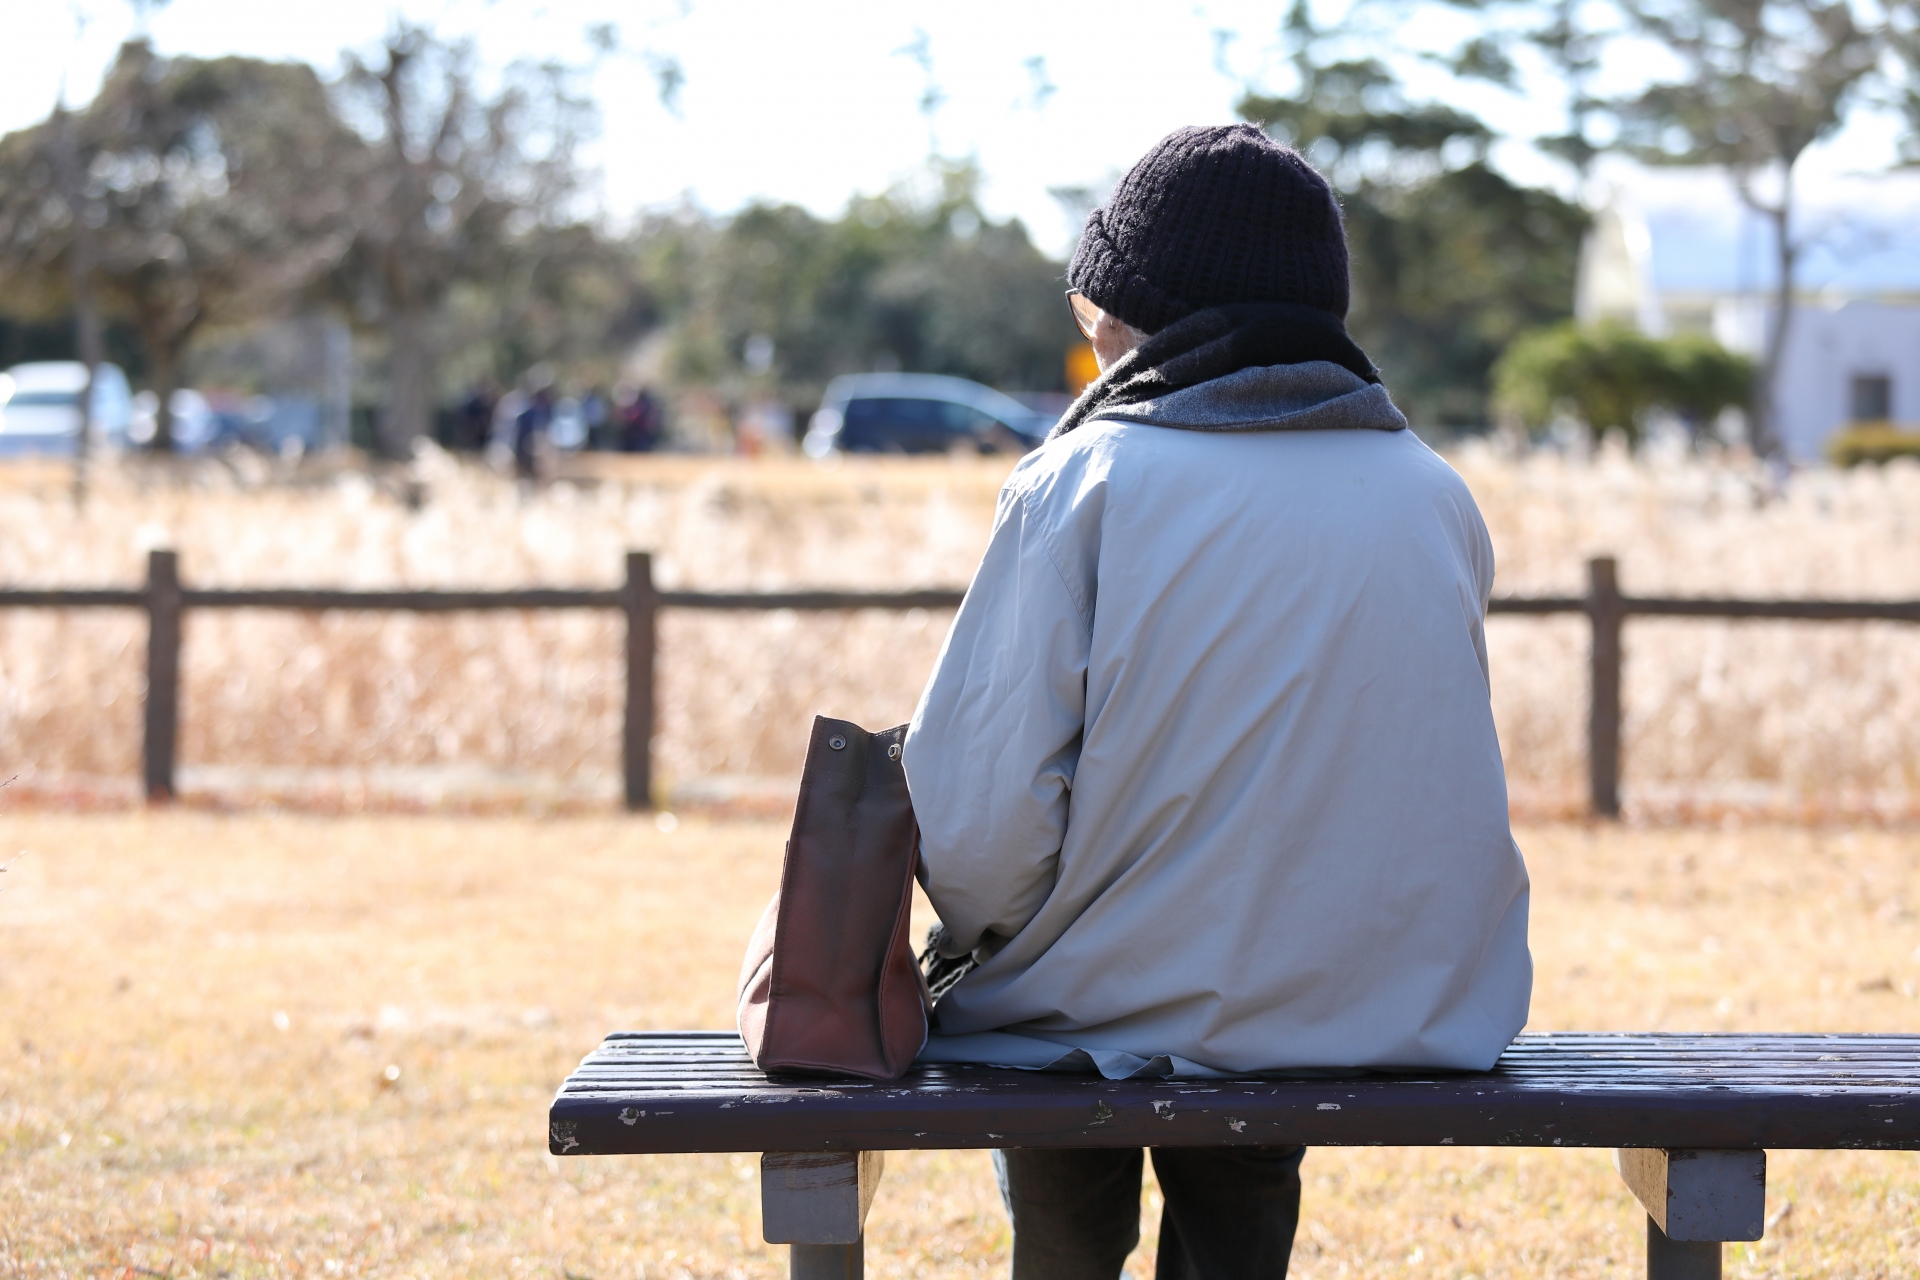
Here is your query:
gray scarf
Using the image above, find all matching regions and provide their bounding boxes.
[1052,302,1399,441]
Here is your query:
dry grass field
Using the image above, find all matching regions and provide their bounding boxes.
[0,813,1916,1278]
[3,445,1920,816]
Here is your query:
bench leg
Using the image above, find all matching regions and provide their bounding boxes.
[1615,1149,1763,1280]
[1647,1214,1719,1280]
[790,1241,863,1279]
[762,1151,884,1280]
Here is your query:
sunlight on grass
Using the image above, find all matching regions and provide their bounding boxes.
[2,812,1917,1277]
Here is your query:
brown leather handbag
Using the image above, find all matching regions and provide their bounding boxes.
[736,716,930,1080]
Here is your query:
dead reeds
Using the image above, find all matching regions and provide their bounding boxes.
[3,444,1919,816]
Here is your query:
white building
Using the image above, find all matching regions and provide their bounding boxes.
[1576,164,1920,460]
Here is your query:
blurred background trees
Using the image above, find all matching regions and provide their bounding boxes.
[3,1,1916,456]
[646,162,1076,406]
[0,29,1076,456]
[1521,0,1901,454]
[322,25,603,455]
[0,41,346,447]
[1238,7,1591,428]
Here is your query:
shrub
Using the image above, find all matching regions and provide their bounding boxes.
[1492,322,1753,444]
[1828,425,1920,467]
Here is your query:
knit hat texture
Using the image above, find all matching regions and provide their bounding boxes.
[1068,124,1351,332]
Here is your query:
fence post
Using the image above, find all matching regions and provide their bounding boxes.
[623,551,658,811]
[1587,555,1624,819]
[144,548,182,802]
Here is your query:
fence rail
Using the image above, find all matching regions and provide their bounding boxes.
[1,550,1915,816]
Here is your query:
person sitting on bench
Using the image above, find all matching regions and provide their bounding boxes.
[901,124,1534,1280]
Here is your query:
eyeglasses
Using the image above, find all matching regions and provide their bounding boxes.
[1066,290,1102,340]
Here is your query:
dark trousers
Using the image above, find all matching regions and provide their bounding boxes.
[993,1145,1306,1280]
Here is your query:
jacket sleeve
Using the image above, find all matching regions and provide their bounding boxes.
[1464,496,1497,686]
[902,477,1092,958]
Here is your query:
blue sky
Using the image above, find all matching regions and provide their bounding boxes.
[3,0,1911,258]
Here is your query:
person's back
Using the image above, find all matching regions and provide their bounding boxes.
[899,124,1530,1280]
[907,384,1528,1076]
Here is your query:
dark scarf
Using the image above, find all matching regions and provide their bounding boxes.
[1050,302,1379,440]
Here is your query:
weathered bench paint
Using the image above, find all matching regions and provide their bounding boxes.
[551,1031,1920,1279]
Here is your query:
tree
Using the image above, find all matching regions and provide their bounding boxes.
[1238,7,1590,426]
[0,41,349,448]
[1542,0,1894,455]
[50,99,105,497]
[430,217,651,398]
[1492,321,1754,443]
[641,162,1079,406]
[0,67,133,454]
[323,25,598,456]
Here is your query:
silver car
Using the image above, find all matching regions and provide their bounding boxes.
[804,373,1056,457]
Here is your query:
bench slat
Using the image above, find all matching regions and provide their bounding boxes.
[548,1032,1920,1157]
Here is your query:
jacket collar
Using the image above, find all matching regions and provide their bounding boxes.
[1087,360,1407,435]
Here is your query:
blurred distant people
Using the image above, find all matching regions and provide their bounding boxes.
[452,379,498,452]
[614,382,664,452]
[735,399,795,456]
[513,377,555,481]
[581,388,611,450]
[548,395,588,450]
[488,387,526,451]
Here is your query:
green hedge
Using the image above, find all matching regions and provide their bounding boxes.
[1492,322,1753,444]
[1828,425,1920,467]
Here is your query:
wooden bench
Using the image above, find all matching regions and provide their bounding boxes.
[550,1030,1920,1280]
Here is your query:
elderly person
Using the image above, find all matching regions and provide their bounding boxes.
[902,124,1532,1279]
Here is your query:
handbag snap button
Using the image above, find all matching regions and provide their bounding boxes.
[828,735,847,751]
[887,743,902,760]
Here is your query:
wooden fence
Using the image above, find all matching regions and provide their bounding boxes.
[2,550,1917,815]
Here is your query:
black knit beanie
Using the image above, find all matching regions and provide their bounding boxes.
[1067,124,1350,332]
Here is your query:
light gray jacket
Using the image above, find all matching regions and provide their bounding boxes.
[902,362,1531,1078]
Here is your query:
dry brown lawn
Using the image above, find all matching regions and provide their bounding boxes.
[3,811,1919,1278]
